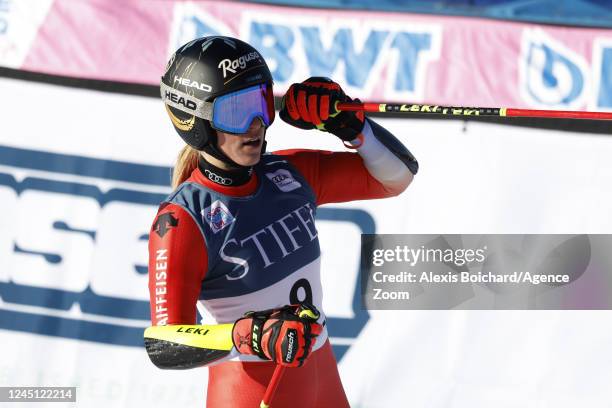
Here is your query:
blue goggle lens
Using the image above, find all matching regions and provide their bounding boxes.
[211,84,275,134]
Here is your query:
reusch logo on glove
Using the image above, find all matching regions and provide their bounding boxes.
[283,329,297,363]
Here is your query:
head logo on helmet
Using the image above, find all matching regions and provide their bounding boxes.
[173,76,212,92]
[161,36,273,152]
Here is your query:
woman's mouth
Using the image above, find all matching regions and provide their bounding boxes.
[242,136,262,147]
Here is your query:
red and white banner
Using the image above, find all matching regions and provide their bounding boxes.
[1,0,611,111]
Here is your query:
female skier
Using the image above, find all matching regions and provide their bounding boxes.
[145,35,418,407]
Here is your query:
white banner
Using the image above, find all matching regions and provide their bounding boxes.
[1,77,612,407]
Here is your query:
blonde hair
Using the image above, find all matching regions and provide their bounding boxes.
[171,145,200,189]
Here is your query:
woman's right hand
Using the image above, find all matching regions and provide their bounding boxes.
[232,303,323,367]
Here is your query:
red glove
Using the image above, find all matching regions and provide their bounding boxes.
[280,77,365,142]
[232,304,323,367]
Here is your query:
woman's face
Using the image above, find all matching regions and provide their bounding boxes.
[216,117,266,167]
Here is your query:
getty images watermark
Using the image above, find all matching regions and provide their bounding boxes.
[360,235,612,309]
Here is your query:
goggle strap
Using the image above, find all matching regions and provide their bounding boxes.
[160,82,213,120]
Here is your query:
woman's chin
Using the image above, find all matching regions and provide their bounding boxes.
[233,144,263,166]
[233,152,261,167]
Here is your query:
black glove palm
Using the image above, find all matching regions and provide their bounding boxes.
[280,77,365,142]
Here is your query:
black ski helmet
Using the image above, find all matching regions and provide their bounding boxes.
[161,36,274,150]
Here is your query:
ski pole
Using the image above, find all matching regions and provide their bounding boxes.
[336,102,612,121]
[260,365,286,408]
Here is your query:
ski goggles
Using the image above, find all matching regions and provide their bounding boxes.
[161,82,275,134]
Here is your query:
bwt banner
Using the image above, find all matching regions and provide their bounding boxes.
[1,0,611,111]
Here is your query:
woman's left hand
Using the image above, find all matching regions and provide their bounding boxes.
[280,77,365,141]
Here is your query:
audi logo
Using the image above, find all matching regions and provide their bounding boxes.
[204,169,233,185]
